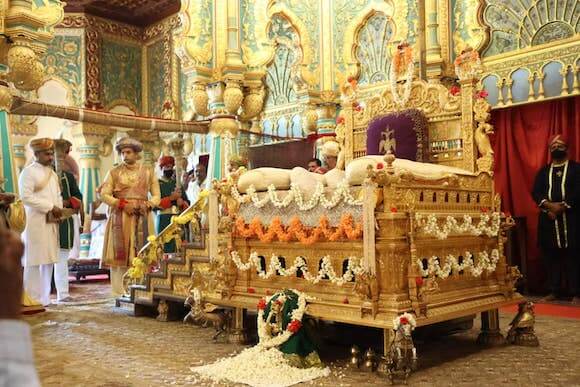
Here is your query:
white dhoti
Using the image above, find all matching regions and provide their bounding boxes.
[110,266,126,297]
[68,214,81,259]
[23,264,54,307]
[54,249,70,301]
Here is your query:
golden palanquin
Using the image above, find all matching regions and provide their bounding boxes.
[206,79,522,336]
[126,79,522,349]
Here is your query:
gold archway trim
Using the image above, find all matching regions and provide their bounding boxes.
[342,1,396,79]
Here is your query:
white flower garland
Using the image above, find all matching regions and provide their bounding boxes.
[230,251,366,286]
[257,289,308,348]
[415,212,501,240]
[231,181,362,211]
[416,249,500,279]
[393,312,417,330]
[389,61,414,106]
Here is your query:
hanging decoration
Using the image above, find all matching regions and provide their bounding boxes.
[416,249,500,279]
[230,251,366,286]
[414,212,501,239]
[231,181,362,211]
[234,215,363,244]
[389,42,414,107]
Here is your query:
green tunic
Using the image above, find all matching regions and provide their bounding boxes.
[59,171,82,250]
[156,178,188,253]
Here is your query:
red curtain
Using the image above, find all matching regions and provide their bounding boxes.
[491,96,580,292]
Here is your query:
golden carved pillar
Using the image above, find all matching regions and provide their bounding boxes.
[459,79,477,173]
[425,0,443,81]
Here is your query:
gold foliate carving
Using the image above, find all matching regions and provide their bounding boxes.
[191,82,209,116]
[473,97,494,174]
[6,45,46,91]
[240,86,265,120]
[241,0,273,68]
[178,0,212,66]
[0,85,13,112]
[302,106,318,134]
[223,81,244,115]
[452,0,485,55]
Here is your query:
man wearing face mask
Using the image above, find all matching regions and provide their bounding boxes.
[155,155,188,253]
[532,134,580,304]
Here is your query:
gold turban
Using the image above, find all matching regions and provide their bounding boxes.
[29,138,54,152]
[115,137,143,153]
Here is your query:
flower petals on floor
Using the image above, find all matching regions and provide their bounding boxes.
[190,346,330,387]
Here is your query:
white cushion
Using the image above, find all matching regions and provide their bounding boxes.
[290,167,326,198]
[345,156,475,185]
[237,167,291,193]
[324,168,346,189]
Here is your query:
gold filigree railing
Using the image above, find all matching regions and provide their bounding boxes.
[124,191,209,285]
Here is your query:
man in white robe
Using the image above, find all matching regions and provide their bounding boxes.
[185,163,207,204]
[19,138,64,306]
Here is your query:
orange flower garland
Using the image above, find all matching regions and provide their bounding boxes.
[234,215,363,245]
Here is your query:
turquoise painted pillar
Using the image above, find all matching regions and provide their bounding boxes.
[0,112,17,193]
[208,135,222,182]
[78,144,101,213]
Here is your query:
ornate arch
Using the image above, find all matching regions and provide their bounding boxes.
[105,99,140,115]
[342,2,396,80]
[40,77,76,108]
[242,1,315,88]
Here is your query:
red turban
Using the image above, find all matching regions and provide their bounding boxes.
[549,134,568,147]
[158,156,175,168]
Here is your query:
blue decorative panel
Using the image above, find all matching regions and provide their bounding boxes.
[263,120,273,144]
[291,115,302,138]
[482,75,500,106]
[510,69,531,103]
[483,0,580,57]
[277,116,288,138]
[148,39,168,117]
[101,39,142,110]
[42,34,84,106]
[543,61,564,98]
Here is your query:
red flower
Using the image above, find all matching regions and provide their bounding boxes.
[475,90,489,99]
[450,85,461,96]
[247,287,256,294]
[336,116,345,125]
[257,299,266,310]
[342,297,349,304]
[399,316,409,325]
[347,75,356,83]
[390,206,398,213]
[415,277,424,286]
[288,320,302,333]
[376,162,384,170]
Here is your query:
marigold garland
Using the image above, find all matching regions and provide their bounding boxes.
[234,214,363,244]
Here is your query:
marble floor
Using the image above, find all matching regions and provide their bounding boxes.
[23,296,580,387]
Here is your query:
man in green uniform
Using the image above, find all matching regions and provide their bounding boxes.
[54,139,83,303]
[156,156,188,253]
